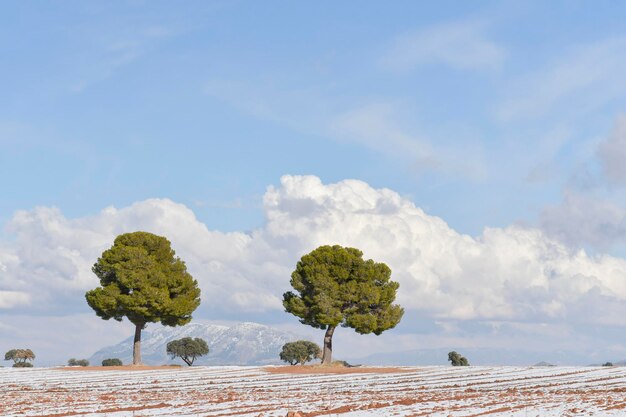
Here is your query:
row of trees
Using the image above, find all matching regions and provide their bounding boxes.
[64,337,210,367]
[9,231,462,368]
[84,232,405,367]
[68,358,89,366]
[4,336,210,368]
[277,342,472,367]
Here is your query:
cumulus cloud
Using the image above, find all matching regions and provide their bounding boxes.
[597,115,626,186]
[538,117,626,251]
[265,177,626,323]
[540,191,626,250]
[0,200,287,314]
[2,175,626,327]
[381,19,505,72]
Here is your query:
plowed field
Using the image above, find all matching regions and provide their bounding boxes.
[2,365,626,416]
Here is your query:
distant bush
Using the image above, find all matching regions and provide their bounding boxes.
[331,360,361,368]
[4,349,35,367]
[102,358,123,366]
[448,351,470,366]
[280,341,321,365]
[68,358,89,367]
[166,337,209,366]
[603,362,614,367]
[13,362,33,368]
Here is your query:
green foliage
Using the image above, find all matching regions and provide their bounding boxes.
[279,340,321,365]
[603,362,614,367]
[4,349,35,365]
[86,231,201,327]
[102,358,123,366]
[68,358,89,367]
[283,245,404,363]
[85,231,201,364]
[166,337,209,366]
[13,362,33,368]
[283,245,404,334]
[448,351,470,366]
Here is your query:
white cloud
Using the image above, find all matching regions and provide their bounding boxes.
[331,103,433,161]
[0,200,287,313]
[3,175,626,328]
[264,177,626,323]
[498,37,626,121]
[205,82,486,179]
[597,115,626,186]
[330,103,486,180]
[0,291,31,309]
[381,20,505,72]
[540,190,626,250]
[538,116,626,251]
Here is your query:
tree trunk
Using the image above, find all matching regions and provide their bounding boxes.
[321,325,335,365]
[133,323,143,365]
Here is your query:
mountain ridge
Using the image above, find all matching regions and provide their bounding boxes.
[89,321,303,366]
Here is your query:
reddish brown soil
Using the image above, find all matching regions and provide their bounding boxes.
[4,367,625,416]
[264,365,410,374]
[55,365,183,371]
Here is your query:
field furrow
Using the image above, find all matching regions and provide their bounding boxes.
[2,366,626,416]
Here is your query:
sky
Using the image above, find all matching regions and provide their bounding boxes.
[2,1,626,366]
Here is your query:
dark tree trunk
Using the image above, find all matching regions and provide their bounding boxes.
[321,325,336,365]
[133,323,143,365]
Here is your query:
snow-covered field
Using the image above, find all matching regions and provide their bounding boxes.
[2,365,626,416]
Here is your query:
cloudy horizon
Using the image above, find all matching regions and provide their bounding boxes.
[3,174,626,366]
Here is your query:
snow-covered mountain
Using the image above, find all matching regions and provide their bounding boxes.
[89,322,302,366]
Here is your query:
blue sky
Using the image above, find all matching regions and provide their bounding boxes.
[3,0,625,236]
[3,1,626,365]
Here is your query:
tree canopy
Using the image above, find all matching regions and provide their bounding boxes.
[166,337,209,366]
[5,349,35,367]
[283,245,404,364]
[279,340,321,365]
[102,358,123,366]
[448,351,470,366]
[85,231,201,364]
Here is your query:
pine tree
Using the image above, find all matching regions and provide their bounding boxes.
[283,245,404,364]
[86,231,201,365]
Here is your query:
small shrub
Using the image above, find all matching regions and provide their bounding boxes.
[279,340,321,365]
[68,358,89,367]
[331,360,359,367]
[448,351,470,366]
[102,358,123,366]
